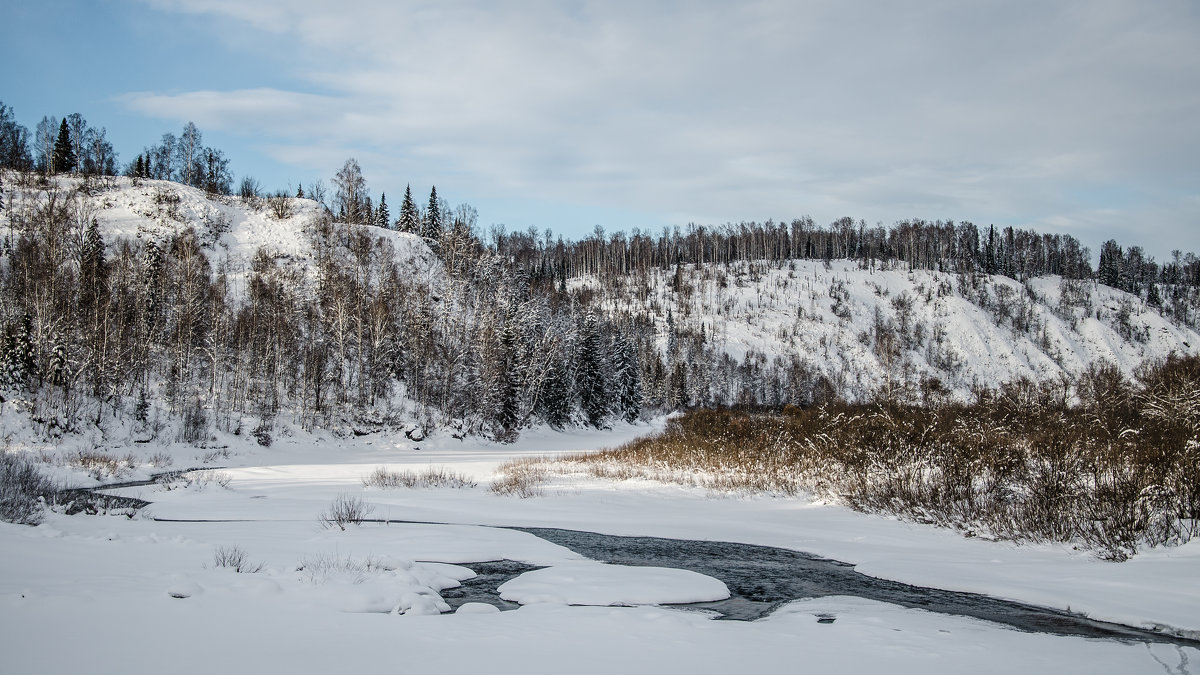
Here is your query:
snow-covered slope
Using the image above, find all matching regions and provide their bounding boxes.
[5,175,1195,402]
[106,178,442,297]
[576,259,1199,398]
[3,175,443,300]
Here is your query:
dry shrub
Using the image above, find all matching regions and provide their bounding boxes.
[490,457,547,498]
[0,452,58,525]
[319,493,374,530]
[548,355,1200,560]
[212,545,263,573]
[363,466,477,490]
[159,470,232,491]
[296,553,393,584]
[68,450,136,481]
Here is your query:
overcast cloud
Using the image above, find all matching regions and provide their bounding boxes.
[121,0,1199,256]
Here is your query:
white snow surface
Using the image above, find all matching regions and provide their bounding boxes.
[575,260,1200,399]
[1,175,444,302]
[3,423,1199,674]
[499,563,730,606]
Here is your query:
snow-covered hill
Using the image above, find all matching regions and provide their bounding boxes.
[85,177,443,298]
[575,258,1199,400]
[3,174,1196,410]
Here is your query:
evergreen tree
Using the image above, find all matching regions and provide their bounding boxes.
[296,184,304,199]
[52,118,76,174]
[202,149,232,195]
[423,186,442,239]
[610,330,643,423]
[1098,240,1122,288]
[984,226,997,275]
[576,312,609,428]
[133,155,144,179]
[1147,282,1163,307]
[376,192,390,229]
[398,184,419,233]
[0,313,36,390]
[80,218,108,313]
[489,307,523,440]
[537,352,574,428]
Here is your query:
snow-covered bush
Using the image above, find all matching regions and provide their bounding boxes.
[318,493,374,530]
[0,452,58,525]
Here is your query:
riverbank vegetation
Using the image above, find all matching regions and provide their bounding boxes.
[499,354,1200,560]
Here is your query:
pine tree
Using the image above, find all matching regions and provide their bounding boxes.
[422,186,442,239]
[376,192,390,229]
[134,155,144,179]
[296,184,304,199]
[52,118,76,174]
[396,184,419,233]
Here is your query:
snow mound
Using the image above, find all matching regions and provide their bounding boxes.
[499,562,730,606]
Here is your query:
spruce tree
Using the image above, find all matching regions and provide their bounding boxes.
[576,312,609,428]
[52,118,76,174]
[397,185,420,233]
[296,184,304,199]
[376,192,390,229]
[611,331,643,423]
[80,218,108,314]
[537,353,574,428]
[423,186,442,239]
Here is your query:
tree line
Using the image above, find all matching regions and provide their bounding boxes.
[0,177,645,442]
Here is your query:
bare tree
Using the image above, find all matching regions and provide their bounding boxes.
[332,158,367,225]
[177,122,202,187]
[34,116,58,174]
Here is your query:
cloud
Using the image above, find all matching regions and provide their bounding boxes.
[125,0,1200,256]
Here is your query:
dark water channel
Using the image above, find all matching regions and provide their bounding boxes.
[446,526,1198,648]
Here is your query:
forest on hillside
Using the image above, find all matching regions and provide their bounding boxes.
[1,101,1200,444]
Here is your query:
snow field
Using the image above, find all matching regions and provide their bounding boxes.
[3,422,1197,674]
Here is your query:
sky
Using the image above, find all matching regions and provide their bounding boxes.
[3,0,1198,259]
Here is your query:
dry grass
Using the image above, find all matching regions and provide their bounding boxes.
[66,450,136,481]
[489,457,548,498]
[296,553,394,584]
[159,470,232,491]
[530,354,1200,560]
[363,466,477,490]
